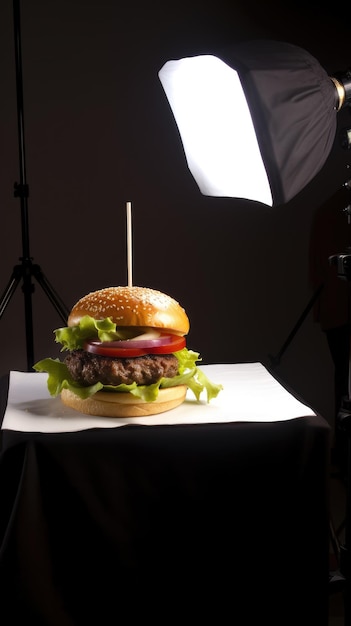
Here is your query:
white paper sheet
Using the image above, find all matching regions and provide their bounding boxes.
[1,363,316,433]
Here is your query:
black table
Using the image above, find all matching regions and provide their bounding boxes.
[0,365,331,625]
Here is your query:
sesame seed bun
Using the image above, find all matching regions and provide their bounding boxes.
[67,286,190,336]
[61,385,188,417]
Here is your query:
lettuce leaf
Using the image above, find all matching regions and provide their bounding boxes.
[34,317,223,404]
[54,315,124,351]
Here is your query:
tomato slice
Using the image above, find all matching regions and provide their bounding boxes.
[83,334,186,358]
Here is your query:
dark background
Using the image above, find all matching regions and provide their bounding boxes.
[1,0,351,427]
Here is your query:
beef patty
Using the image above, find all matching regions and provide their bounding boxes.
[64,349,180,387]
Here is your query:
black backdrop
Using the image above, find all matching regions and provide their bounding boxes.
[0,0,350,427]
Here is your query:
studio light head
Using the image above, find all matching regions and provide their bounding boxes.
[331,69,351,110]
[159,40,351,207]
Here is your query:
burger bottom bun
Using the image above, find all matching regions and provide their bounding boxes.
[60,385,188,418]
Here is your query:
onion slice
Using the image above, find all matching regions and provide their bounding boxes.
[97,334,173,350]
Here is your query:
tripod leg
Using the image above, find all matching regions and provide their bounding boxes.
[0,263,35,370]
[341,431,351,625]
[268,283,324,367]
[32,264,70,324]
[0,265,23,318]
[0,261,69,371]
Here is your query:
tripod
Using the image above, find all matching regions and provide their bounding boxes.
[0,0,70,371]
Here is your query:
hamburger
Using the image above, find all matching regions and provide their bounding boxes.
[34,285,223,417]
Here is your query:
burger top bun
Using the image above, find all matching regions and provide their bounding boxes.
[67,286,190,336]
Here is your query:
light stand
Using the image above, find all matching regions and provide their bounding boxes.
[0,0,70,371]
[328,248,351,623]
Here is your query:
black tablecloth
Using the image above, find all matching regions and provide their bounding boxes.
[0,373,331,625]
